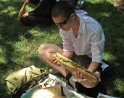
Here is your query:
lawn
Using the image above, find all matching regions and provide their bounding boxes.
[0,0,124,98]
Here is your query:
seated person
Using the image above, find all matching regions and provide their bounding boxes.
[18,0,57,27]
[38,1,108,97]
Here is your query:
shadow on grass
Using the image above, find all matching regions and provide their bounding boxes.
[0,1,30,68]
[99,65,124,97]
[0,0,55,68]
[83,2,124,97]
[0,1,57,97]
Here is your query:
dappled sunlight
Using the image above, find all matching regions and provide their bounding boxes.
[87,0,111,3]
[114,79,124,93]
[2,6,17,16]
[103,52,116,61]
[0,47,6,63]
[101,12,111,17]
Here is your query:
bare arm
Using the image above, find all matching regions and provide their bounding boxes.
[18,0,29,17]
[88,61,100,72]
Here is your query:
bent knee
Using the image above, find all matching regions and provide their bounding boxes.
[38,43,48,55]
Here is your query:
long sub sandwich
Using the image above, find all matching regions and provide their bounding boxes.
[51,52,101,83]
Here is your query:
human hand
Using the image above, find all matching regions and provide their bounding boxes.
[72,70,86,82]
[51,55,61,66]
[72,70,101,82]
[72,70,101,88]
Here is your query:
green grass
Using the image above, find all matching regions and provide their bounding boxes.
[0,0,124,97]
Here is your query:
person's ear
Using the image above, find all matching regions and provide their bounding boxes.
[70,13,75,20]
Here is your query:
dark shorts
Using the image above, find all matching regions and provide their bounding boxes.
[20,13,53,27]
[75,81,101,97]
[66,72,102,97]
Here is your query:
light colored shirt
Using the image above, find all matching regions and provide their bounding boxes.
[59,14,105,63]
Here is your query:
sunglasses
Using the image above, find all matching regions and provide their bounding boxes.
[55,15,70,27]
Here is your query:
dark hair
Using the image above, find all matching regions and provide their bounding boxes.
[51,1,75,19]
[29,0,40,5]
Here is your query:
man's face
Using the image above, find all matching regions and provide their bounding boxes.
[52,16,71,31]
